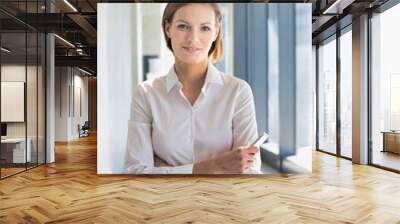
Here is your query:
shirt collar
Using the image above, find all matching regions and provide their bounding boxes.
[165,62,224,93]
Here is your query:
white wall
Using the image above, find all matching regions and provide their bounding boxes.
[74,73,89,133]
[1,66,26,129]
[54,67,89,141]
[1,63,47,163]
[55,67,68,141]
[1,65,38,138]
[97,3,142,174]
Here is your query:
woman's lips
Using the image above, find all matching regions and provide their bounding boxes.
[182,46,201,53]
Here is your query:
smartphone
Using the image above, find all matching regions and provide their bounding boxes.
[251,132,269,148]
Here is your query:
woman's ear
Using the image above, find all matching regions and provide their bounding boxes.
[165,22,171,38]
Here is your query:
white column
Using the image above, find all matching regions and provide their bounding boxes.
[46,33,55,163]
[352,14,369,164]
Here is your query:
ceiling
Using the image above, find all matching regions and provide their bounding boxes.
[310,0,390,43]
[1,0,99,74]
[0,0,395,75]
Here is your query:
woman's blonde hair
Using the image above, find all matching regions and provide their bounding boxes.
[161,3,223,63]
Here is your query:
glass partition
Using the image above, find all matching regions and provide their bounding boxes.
[0,1,46,179]
[1,30,28,177]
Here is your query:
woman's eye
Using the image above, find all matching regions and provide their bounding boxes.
[178,24,189,30]
[201,26,211,31]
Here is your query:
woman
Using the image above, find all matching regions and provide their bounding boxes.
[125,3,261,174]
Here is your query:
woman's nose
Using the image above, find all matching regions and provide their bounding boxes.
[187,30,199,43]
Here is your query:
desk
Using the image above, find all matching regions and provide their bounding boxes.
[1,138,31,163]
[382,131,400,154]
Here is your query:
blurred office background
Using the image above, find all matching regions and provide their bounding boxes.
[97,3,313,174]
[1,1,400,178]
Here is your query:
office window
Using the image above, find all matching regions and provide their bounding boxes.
[339,28,352,158]
[318,35,337,155]
[371,3,400,171]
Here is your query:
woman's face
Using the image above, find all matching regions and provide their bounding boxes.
[165,4,219,64]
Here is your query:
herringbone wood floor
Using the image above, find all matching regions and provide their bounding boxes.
[1,134,400,223]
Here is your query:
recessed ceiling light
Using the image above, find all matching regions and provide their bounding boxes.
[78,67,92,76]
[1,47,11,53]
[63,0,78,12]
[54,34,75,48]
[322,0,354,15]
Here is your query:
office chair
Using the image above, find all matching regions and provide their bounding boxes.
[79,121,90,138]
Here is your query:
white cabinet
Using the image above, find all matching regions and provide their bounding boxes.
[1,138,32,163]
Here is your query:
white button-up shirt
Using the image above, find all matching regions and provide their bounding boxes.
[124,63,261,174]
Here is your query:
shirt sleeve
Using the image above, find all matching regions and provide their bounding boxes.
[232,80,262,174]
[124,84,193,174]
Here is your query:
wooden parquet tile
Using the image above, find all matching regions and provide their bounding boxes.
[1,134,400,223]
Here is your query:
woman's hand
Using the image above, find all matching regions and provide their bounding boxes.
[193,146,259,174]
